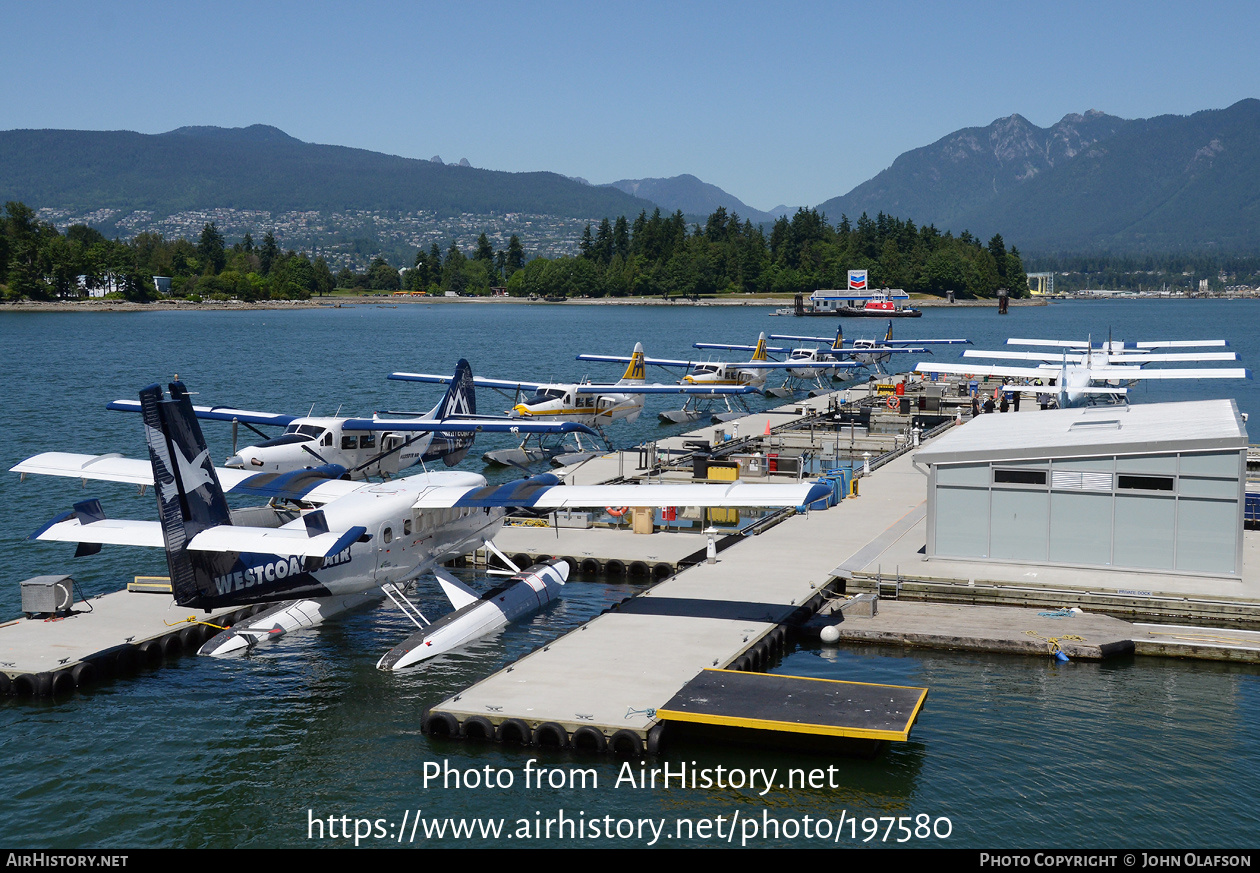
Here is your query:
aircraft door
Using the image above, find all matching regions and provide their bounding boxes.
[378,434,404,477]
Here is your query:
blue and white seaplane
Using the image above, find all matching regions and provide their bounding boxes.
[390,344,758,464]
[917,336,1248,408]
[688,331,865,395]
[100,360,594,478]
[770,322,969,374]
[17,381,830,669]
[577,333,859,414]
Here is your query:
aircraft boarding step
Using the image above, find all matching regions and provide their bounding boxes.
[381,582,429,629]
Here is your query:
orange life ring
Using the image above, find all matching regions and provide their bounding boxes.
[885,395,898,409]
[606,506,628,518]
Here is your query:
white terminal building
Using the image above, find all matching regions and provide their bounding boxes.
[913,400,1248,577]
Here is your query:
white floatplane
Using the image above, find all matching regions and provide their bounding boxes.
[391,345,757,463]
[102,360,594,478]
[917,336,1249,408]
[17,381,831,667]
[770,322,968,374]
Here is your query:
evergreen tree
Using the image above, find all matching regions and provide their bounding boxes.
[197,222,226,275]
[505,235,525,277]
[259,231,279,275]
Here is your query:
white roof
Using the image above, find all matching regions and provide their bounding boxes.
[915,400,1248,466]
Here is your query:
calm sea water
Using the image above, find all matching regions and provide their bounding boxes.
[1,299,1258,849]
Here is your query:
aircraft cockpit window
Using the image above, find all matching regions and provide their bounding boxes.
[280,424,320,441]
[322,433,333,446]
[403,519,412,536]
[383,527,393,544]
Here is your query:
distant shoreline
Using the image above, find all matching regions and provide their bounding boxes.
[0,295,1048,313]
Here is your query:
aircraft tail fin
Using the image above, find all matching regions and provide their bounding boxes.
[832,324,844,351]
[429,359,476,466]
[141,381,234,608]
[752,333,768,361]
[885,320,894,343]
[434,358,477,419]
[619,343,646,383]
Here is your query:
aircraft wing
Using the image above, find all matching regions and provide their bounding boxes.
[32,515,164,548]
[1089,366,1251,381]
[572,384,759,395]
[11,452,361,505]
[13,452,256,490]
[880,339,971,346]
[388,372,547,392]
[768,334,834,344]
[107,399,298,427]
[964,350,1239,364]
[341,417,598,436]
[32,510,363,559]
[723,361,860,370]
[576,353,697,369]
[1135,340,1229,348]
[914,362,1054,381]
[409,476,831,509]
[692,342,790,353]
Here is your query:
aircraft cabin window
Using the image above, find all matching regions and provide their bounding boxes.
[342,435,357,450]
[360,434,376,449]
[403,519,412,536]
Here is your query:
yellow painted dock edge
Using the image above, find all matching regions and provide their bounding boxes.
[655,669,930,742]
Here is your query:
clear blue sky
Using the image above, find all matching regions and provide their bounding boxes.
[3,0,1257,212]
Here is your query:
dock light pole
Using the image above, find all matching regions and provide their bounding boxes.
[705,527,718,564]
[862,452,871,476]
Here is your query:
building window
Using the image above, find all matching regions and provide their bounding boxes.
[994,469,1047,486]
[1117,475,1174,492]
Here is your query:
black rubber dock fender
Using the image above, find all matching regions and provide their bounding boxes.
[609,729,643,757]
[69,661,96,689]
[571,726,607,753]
[603,559,626,577]
[646,723,666,756]
[627,561,650,578]
[13,672,51,697]
[579,558,601,575]
[136,639,164,667]
[496,718,532,746]
[533,722,569,749]
[652,563,673,580]
[160,634,183,660]
[49,670,75,697]
[422,710,460,738]
[459,716,496,741]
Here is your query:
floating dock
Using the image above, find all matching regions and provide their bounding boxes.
[10,373,1260,716]
[425,377,1260,752]
[0,582,246,696]
[656,669,928,754]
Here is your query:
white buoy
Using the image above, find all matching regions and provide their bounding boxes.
[820,624,840,643]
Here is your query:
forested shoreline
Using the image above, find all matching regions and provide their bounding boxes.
[2,198,1032,302]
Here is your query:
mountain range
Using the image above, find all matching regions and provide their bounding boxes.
[2,100,1258,255]
[603,174,793,225]
[817,99,1260,253]
[0,124,653,220]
